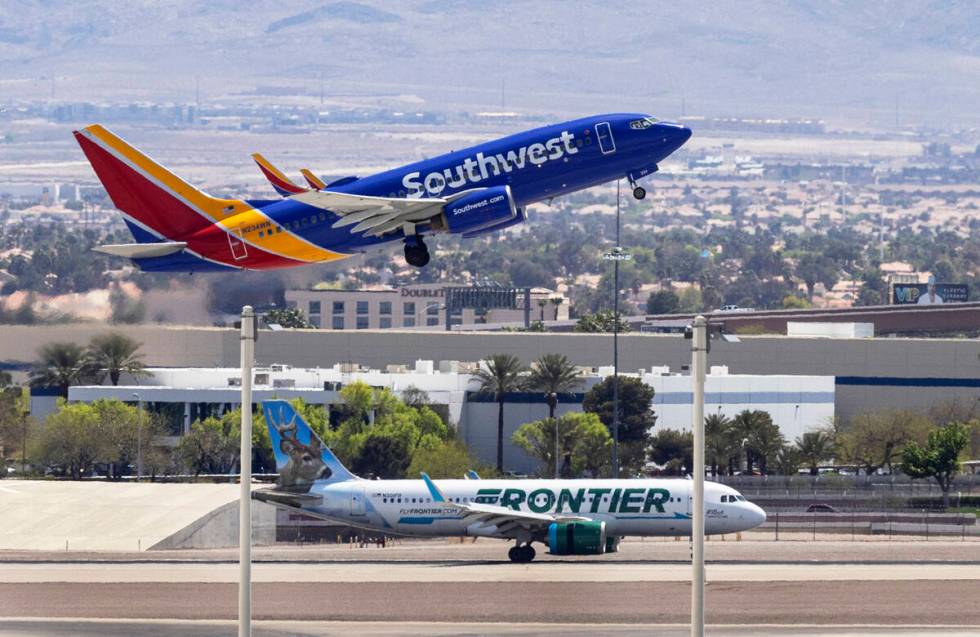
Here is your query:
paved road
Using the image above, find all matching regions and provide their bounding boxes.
[1,561,976,583]
[1,620,979,637]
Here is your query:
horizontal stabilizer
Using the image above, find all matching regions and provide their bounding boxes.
[94,242,187,259]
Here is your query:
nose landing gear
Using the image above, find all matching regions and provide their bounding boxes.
[507,542,536,563]
[628,177,647,200]
[404,236,430,267]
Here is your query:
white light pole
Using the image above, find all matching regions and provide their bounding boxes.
[239,306,255,637]
[690,315,707,637]
[131,392,142,482]
[602,180,632,477]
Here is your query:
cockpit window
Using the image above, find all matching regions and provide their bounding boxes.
[721,495,729,503]
[736,495,746,502]
[629,117,658,130]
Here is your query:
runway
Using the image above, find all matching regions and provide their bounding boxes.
[1,540,978,632]
[1,561,976,583]
[1,620,979,637]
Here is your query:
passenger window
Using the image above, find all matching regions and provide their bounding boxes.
[319,213,326,221]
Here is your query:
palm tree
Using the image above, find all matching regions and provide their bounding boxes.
[528,353,581,477]
[475,354,526,473]
[29,342,95,398]
[796,431,835,476]
[735,410,785,475]
[704,413,734,477]
[87,332,149,386]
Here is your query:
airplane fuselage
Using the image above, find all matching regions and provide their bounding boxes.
[279,477,765,540]
[76,114,691,272]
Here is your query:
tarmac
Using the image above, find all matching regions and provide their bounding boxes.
[1,539,978,634]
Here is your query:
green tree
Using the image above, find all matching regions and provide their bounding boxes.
[29,342,96,398]
[263,307,311,328]
[732,410,784,475]
[33,402,104,479]
[902,421,970,508]
[407,439,484,479]
[87,332,149,386]
[704,413,737,476]
[781,294,811,309]
[177,412,241,475]
[796,430,835,475]
[838,411,931,475]
[512,412,611,478]
[351,431,411,478]
[574,310,632,333]
[645,289,680,315]
[774,444,803,475]
[649,429,693,475]
[527,353,581,477]
[795,253,839,302]
[582,376,656,475]
[475,354,526,472]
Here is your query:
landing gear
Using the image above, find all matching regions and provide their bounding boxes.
[627,175,647,200]
[404,236,430,267]
[508,543,536,563]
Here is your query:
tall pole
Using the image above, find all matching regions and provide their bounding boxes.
[690,315,708,637]
[239,306,255,637]
[612,179,621,478]
[551,394,560,479]
[132,392,142,482]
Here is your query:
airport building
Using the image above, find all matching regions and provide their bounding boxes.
[6,322,977,438]
[284,283,569,330]
[63,362,833,473]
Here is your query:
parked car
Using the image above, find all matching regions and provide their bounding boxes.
[806,503,838,513]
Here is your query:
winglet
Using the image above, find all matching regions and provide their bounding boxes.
[466,470,481,480]
[251,153,307,196]
[300,168,327,190]
[420,472,446,502]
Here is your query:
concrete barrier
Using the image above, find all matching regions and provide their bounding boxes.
[0,480,274,551]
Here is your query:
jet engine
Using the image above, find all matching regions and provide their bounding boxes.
[442,185,517,235]
[547,520,607,555]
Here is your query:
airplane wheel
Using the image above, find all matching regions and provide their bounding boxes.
[632,186,647,200]
[523,545,536,562]
[404,244,430,267]
[508,546,520,562]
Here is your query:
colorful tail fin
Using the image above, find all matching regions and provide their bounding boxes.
[251,153,308,196]
[263,400,356,489]
[74,124,243,241]
[300,168,327,190]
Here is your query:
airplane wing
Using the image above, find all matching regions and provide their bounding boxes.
[291,190,446,237]
[421,473,591,536]
[291,187,487,238]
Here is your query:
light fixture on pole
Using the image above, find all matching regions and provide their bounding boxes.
[131,392,142,482]
[239,306,256,637]
[688,315,707,637]
[602,181,632,477]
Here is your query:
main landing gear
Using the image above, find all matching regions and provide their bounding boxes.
[404,236,430,267]
[508,542,536,563]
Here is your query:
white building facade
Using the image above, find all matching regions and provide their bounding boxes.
[66,363,834,474]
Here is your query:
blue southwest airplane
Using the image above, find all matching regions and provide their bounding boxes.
[74,114,691,271]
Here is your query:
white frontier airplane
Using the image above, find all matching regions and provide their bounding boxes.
[256,400,766,562]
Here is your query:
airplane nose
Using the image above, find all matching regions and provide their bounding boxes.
[748,503,767,528]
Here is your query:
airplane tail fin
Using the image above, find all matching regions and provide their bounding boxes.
[251,153,308,196]
[74,125,241,241]
[300,168,327,190]
[262,400,356,489]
